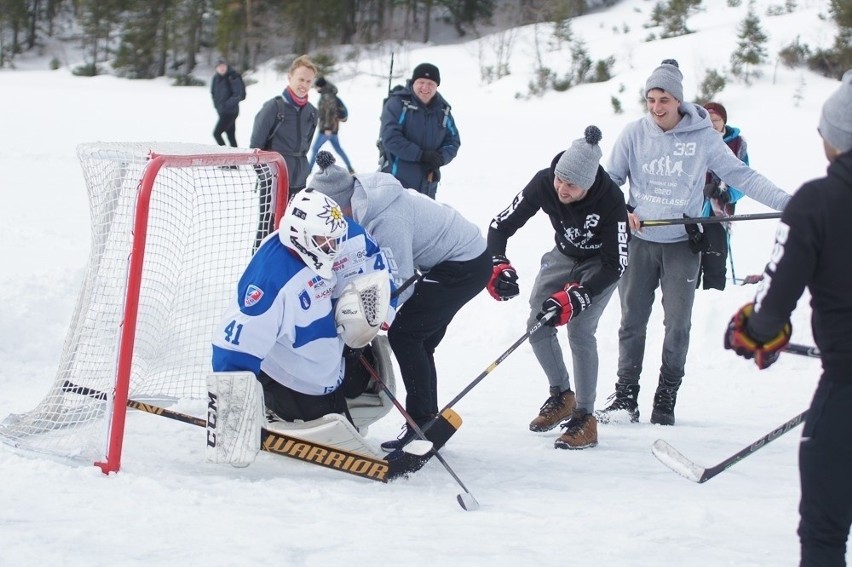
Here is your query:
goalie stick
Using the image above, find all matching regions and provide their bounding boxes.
[652,410,808,483]
[61,380,458,483]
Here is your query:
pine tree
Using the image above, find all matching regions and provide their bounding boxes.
[730,3,768,85]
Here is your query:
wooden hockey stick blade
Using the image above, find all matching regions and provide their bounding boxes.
[402,439,434,456]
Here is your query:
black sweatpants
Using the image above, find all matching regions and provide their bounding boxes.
[798,377,852,566]
[213,111,238,147]
[387,251,491,424]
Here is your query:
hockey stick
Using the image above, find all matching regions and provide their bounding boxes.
[640,212,782,227]
[428,311,555,421]
[784,343,821,358]
[357,355,479,511]
[60,380,415,483]
[652,410,808,483]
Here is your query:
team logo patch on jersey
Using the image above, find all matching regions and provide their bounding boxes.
[299,289,311,310]
[244,284,264,307]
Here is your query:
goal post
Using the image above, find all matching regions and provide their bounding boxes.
[0,142,288,473]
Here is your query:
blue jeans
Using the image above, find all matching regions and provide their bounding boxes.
[308,132,354,171]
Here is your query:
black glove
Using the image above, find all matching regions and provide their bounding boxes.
[537,283,592,327]
[420,150,444,171]
[684,221,710,254]
[487,255,520,301]
[724,303,792,370]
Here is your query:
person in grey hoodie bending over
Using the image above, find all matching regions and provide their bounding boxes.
[597,59,791,427]
[308,151,490,451]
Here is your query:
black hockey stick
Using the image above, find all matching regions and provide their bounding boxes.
[429,311,555,420]
[784,343,821,358]
[640,212,782,227]
[358,355,480,511]
[61,380,409,483]
[652,410,808,483]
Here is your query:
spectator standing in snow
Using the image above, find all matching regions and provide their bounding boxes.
[724,69,852,567]
[211,59,246,148]
[308,76,355,173]
[378,63,460,199]
[598,59,791,427]
[696,101,750,290]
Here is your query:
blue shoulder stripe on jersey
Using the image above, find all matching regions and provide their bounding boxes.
[238,238,303,316]
[293,312,338,348]
[212,345,262,375]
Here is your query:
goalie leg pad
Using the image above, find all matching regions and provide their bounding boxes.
[347,335,396,433]
[265,412,384,460]
[206,372,264,468]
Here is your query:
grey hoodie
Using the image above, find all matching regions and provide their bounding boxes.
[607,102,791,243]
[350,172,486,303]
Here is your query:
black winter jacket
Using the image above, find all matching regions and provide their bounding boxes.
[748,151,852,378]
[211,67,245,115]
[488,152,630,296]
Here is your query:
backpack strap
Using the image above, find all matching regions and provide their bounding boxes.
[264,96,286,149]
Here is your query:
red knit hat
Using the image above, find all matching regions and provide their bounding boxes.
[704,102,728,124]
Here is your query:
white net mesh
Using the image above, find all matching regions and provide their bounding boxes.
[0,142,285,465]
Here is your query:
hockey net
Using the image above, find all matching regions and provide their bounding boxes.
[0,142,288,472]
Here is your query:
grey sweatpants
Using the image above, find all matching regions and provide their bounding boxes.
[526,247,619,413]
[616,237,700,386]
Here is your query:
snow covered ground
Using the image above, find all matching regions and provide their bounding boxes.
[0,0,845,564]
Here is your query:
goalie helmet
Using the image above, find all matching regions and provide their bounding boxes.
[281,191,348,279]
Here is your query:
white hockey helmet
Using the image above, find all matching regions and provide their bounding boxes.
[281,190,348,279]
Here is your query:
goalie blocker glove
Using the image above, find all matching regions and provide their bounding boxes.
[487,255,520,301]
[724,302,792,369]
[537,283,592,327]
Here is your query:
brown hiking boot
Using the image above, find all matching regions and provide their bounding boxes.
[529,388,576,432]
[554,411,598,450]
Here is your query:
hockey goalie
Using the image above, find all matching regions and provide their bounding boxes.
[207,190,398,467]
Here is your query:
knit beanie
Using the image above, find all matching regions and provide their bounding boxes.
[411,63,440,86]
[315,76,327,88]
[703,102,727,124]
[308,151,355,209]
[554,125,603,191]
[819,69,852,154]
[645,59,684,102]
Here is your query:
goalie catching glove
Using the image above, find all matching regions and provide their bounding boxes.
[487,255,520,301]
[724,303,792,370]
[335,271,394,349]
[537,283,592,327]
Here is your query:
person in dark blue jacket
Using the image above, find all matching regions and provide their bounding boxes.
[211,59,246,147]
[379,63,460,199]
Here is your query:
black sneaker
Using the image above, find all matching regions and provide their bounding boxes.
[595,382,640,423]
[380,423,419,452]
[650,385,678,426]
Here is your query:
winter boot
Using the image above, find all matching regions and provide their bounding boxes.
[650,377,681,426]
[529,387,576,432]
[554,410,598,450]
[595,382,640,423]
